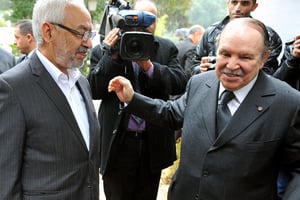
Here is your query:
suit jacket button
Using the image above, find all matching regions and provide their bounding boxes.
[202,170,209,177]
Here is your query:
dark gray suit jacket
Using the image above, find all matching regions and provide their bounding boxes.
[0,47,16,74]
[176,38,197,78]
[0,52,100,200]
[126,71,300,200]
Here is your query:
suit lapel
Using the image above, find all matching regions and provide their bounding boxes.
[211,72,276,150]
[199,76,219,143]
[76,78,99,155]
[30,53,89,152]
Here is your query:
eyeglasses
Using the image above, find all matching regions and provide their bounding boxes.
[50,22,96,42]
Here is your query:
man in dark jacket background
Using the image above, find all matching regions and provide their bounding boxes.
[194,0,282,75]
[176,24,205,78]
[88,0,187,199]
[273,34,300,199]
[274,35,300,89]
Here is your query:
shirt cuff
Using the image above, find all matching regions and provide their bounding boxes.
[143,63,154,78]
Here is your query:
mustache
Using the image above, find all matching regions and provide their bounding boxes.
[221,67,244,76]
[76,47,88,54]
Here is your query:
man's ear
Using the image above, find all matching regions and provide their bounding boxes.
[42,22,53,42]
[260,50,271,69]
[251,3,258,12]
[26,33,34,42]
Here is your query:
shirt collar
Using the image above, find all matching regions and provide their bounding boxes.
[36,49,80,85]
[27,49,35,58]
[219,74,258,104]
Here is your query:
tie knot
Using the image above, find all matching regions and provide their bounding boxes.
[219,90,235,105]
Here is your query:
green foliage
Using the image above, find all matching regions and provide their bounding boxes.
[155,14,168,37]
[80,52,91,77]
[189,0,227,28]
[156,0,192,30]
[10,0,35,22]
[85,0,110,25]
[0,18,6,26]
[9,44,19,57]
[0,0,13,10]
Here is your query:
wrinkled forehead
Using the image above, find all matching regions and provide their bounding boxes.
[64,3,92,28]
[228,18,267,42]
[219,18,266,49]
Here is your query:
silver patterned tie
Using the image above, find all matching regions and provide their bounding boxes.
[216,90,235,136]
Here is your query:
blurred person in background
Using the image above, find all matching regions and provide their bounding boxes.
[274,35,300,89]
[174,27,189,41]
[176,24,205,78]
[0,47,16,74]
[14,19,37,63]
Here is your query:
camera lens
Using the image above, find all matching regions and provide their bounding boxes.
[119,31,154,60]
[127,38,143,55]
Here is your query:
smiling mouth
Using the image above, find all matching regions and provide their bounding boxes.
[232,13,243,17]
[224,71,244,78]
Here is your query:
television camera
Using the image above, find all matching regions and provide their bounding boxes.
[99,0,156,60]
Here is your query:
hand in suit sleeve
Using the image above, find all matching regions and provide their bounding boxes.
[108,76,134,103]
[109,75,185,130]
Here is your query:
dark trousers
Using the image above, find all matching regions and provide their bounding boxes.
[103,133,161,200]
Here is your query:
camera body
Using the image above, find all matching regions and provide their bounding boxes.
[100,0,156,60]
[112,10,156,60]
[112,10,156,30]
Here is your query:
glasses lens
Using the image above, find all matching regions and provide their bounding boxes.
[83,31,96,41]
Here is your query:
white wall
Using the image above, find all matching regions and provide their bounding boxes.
[252,0,300,43]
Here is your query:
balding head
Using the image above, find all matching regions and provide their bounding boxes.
[133,0,157,34]
[218,18,269,54]
[133,0,157,16]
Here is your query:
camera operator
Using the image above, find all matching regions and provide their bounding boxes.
[274,35,300,89]
[88,0,187,199]
[273,35,300,199]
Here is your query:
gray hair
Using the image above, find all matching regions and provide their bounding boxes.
[189,25,205,35]
[217,18,270,58]
[15,19,34,36]
[32,0,85,47]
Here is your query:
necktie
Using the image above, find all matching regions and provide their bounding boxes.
[128,62,145,131]
[18,55,28,64]
[216,90,235,135]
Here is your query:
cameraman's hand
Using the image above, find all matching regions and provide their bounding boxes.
[135,59,153,72]
[199,56,215,73]
[103,28,120,48]
[103,28,120,59]
[292,34,300,58]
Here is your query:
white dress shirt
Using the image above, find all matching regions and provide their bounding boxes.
[218,75,258,116]
[36,50,90,150]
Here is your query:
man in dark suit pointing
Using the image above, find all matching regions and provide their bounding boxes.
[108,18,300,200]
[0,0,100,199]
